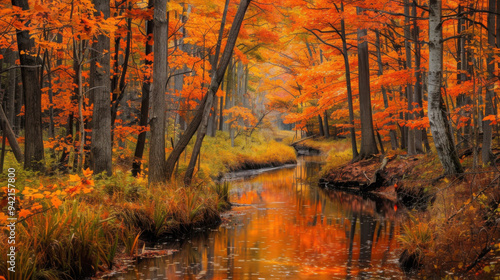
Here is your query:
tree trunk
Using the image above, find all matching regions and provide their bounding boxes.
[45,52,55,141]
[208,95,218,137]
[413,1,425,153]
[12,0,44,171]
[207,0,229,138]
[0,106,23,163]
[356,7,378,160]
[317,114,324,137]
[341,1,358,159]
[7,50,16,129]
[482,0,496,165]
[219,71,224,131]
[428,0,463,174]
[149,0,169,183]
[405,0,416,156]
[132,0,153,177]
[167,0,251,181]
[111,15,132,142]
[323,110,330,138]
[375,30,398,150]
[90,0,112,175]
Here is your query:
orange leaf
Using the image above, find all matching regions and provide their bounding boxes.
[18,209,32,219]
[51,197,63,208]
[82,168,93,178]
[68,174,81,183]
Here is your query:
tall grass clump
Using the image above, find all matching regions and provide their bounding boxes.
[0,201,119,280]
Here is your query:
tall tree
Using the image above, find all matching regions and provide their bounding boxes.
[11,0,45,171]
[341,2,359,159]
[132,0,154,177]
[427,0,463,174]
[356,7,379,160]
[404,0,416,156]
[149,0,169,183]
[90,0,112,175]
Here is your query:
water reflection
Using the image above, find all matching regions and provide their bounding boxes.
[110,156,403,279]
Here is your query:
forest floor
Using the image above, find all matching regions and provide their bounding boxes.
[0,130,297,279]
[316,139,500,279]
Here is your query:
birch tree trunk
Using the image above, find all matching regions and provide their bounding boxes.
[428,0,463,174]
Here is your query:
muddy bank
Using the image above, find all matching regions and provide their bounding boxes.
[321,155,419,192]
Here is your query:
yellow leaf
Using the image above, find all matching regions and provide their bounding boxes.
[484,266,491,273]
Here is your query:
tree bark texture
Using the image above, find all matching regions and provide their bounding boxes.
[12,0,45,171]
[356,7,379,160]
[148,0,169,183]
[90,0,112,175]
[428,0,463,174]
[132,0,154,177]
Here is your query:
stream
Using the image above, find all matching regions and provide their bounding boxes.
[109,155,404,279]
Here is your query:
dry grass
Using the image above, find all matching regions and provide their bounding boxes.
[397,152,500,278]
[0,168,229,279]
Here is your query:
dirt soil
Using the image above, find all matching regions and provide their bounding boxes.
[321,154,421,194]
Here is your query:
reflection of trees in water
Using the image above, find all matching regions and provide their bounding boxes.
[122,156,401,280]
[358,214,376,278]
[294,156,323,183]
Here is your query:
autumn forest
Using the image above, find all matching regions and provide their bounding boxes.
[1,0,500,278]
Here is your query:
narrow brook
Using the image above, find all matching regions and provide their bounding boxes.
[110,155,405,279]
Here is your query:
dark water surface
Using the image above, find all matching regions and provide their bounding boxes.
[109,155,404,279]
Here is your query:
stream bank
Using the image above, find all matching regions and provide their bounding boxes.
[318,144,500,279]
